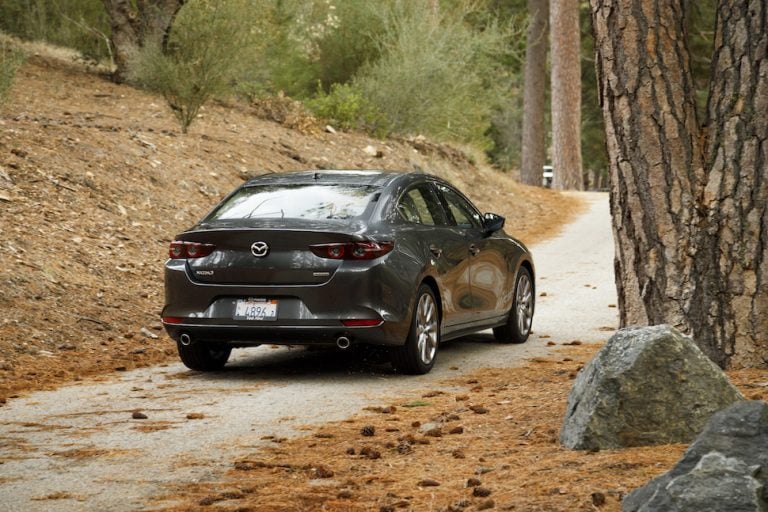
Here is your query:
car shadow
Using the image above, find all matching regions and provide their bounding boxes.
[185,332,502,384]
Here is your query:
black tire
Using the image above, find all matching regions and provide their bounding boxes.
[391,284,440,375]
[177,340,232,371]
[493,266,534,344]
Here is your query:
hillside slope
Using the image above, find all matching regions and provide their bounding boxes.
[0,56,580,401]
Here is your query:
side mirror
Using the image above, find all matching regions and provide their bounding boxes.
[483,212,505,234]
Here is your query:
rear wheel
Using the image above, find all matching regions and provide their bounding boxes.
[493,267,533,344]
[177,340,232,371]
[392,285,440,374]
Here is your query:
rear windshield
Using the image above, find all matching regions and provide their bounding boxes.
[206,184,379,221]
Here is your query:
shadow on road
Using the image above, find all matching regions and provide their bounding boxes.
[179,332,503,384]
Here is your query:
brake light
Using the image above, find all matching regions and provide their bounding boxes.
[169,241,216,259]
[310,241,394,260]
[162,316,185,324]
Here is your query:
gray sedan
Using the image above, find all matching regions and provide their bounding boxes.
[162,170,535,374]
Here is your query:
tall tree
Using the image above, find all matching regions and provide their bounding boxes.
[102,0,184,83]
[591,0,768,368]
[520,0,549,186]
[550,0,583,190]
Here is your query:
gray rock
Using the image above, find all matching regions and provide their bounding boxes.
[560,325,743,450]
[623,401,768,512]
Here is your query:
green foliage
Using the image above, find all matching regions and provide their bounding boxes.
[688,0,717,119]
[0,44,26,107]
[309,1,386,92]
[353,0,521,147]
[306,82,382,132]
[473,0,527,170]
[233,0,524,149]
[233,0,386,100]
[580,1,608,185]
[485,91,524,171]
[128,0,249,133]
[0,0,110,62]
[232,0,316,99]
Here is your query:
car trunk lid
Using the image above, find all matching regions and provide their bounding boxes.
[179,226,364,285]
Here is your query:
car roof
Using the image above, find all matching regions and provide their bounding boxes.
[243,170,407,188]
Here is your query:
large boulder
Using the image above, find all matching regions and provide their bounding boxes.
[560,325,743,450]
[623,400,768,512]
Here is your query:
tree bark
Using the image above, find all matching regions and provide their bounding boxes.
[591,0,768,368]
[102,0,139,83]
[520,0,549,186]
[692,0,768,367]
[102,0,184,83]
[137,0,185,51]
[550,0,583,190]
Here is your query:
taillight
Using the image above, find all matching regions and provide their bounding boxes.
[310,241,394,260]
[169,241,216,259]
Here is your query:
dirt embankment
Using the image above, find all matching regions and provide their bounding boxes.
[0,56,580,402]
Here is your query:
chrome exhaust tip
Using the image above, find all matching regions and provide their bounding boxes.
[179,333,193,346]
[336,336,351,350]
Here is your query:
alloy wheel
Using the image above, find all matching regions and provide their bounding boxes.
[516,273,533,336]
[415,292,439,365]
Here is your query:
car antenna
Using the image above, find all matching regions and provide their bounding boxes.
[313,172,320,180]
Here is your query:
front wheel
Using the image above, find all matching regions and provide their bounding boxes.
[391,284,440,375]
[177,340,232,371]
[493,266,534,344]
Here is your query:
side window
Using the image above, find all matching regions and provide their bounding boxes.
[396,186,444,225]
[438,185,483,229]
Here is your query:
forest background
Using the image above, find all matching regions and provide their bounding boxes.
[0,0,718,187]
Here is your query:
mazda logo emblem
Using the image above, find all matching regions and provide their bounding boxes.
[251,241,269,258]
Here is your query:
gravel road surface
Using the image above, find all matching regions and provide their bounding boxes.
[0,192,617,511]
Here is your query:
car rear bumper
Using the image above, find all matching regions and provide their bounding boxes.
[161,259,415,346]
[162,321,401,346]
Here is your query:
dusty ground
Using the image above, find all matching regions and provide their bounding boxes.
[154,345,767,512]
[0,54,580,403]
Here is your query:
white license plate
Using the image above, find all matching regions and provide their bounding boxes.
[234,298,278,321]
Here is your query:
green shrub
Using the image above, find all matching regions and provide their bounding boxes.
[352,0,519,147]
[306,82,382,132]
[309,1,386,92]
[128,0,248,133]
[0,44,25,107]
[231,0,384,100]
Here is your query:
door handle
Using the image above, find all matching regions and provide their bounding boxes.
[469,244,480,256]
[429,245,443,258]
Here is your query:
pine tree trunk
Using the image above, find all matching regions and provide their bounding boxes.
[591,0,768,368]
[691,0,768,367]
[550,0,583,190]
[520,0,549,186]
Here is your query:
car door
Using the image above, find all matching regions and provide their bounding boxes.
[435,184,508,323]
[395,184,475,328]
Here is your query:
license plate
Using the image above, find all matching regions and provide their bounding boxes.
[234,298,278,321]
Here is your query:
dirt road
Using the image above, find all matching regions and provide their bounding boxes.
[0,192,616,512]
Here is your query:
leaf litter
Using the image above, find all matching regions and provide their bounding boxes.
[150,344,767,512]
